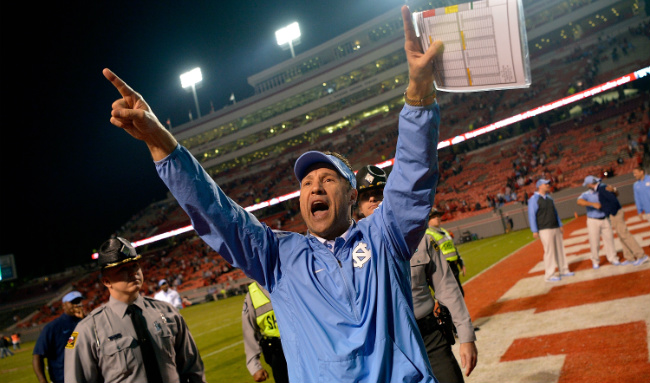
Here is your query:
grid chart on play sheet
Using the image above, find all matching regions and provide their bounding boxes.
[417,0,523,90]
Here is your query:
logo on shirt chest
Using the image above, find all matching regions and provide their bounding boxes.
[352,242,372,268]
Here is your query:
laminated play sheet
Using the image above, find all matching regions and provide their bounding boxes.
[413,0,531,92]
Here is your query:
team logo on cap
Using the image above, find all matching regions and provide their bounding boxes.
[66,332,78,349]
[364,174,374,184]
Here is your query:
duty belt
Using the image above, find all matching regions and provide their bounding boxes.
[416,312,439,336]
[260,336,283,350]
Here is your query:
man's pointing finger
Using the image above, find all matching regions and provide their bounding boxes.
[103,68,137,100]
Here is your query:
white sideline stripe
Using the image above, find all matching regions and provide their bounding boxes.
[203,340,244,358]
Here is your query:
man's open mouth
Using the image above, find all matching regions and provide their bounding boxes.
[311,200,329,217]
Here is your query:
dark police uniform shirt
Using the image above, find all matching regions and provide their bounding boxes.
[33,313,82,383]
[64,294,205,383]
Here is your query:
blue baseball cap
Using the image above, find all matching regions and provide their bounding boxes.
[582,175,601,187]
[536,178,551,188]
[62,291,83,303]
[294,151,356,189]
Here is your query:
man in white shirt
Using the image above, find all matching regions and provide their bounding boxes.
[154,279,183,310]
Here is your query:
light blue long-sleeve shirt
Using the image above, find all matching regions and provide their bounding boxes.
[578,189,606,219]
[634,174,650,214]
[155,103,441,382]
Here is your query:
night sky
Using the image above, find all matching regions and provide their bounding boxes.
[1,1,406,280]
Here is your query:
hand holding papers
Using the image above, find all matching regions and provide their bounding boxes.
[413,0,531,92]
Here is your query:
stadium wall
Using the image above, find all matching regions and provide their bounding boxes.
[443,172,638,242]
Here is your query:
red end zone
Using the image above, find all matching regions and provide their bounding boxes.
[501,321,649,383]
[459,205,650,382]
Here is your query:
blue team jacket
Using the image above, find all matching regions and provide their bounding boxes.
[634,175,650,214]
[156,104,440,382]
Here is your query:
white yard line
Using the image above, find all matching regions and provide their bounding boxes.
[202,340,244,358]
[193,319,241,337]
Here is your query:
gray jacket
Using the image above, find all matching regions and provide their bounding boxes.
[410,233,476,344]
[64,295,205,382]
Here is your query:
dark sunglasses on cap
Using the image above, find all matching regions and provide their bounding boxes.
[69,297,83,305]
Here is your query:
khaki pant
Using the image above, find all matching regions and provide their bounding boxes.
[539,228,570,280]
[586,217,618,264]
[609,209,645,261]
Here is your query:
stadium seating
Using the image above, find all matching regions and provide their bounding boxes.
[11,20,649,331]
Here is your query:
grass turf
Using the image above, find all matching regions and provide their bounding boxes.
[457,226,537,284]
[0,225,544,382]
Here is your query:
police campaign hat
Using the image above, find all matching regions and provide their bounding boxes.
[428,207,443,219]
[355,165,387,192]
[97,237,141,269]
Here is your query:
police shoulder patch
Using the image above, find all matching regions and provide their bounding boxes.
[66,332,79,349]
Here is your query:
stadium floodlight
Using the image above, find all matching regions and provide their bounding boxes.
[180,67,203,119]
[276,22,301,58]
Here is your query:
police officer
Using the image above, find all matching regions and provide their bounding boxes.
[356,165,478,382]
[64,237,206,382]
[242,282,289,383]
[427,209,466,296]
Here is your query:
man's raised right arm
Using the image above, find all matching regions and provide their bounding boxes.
[103,68,278,286]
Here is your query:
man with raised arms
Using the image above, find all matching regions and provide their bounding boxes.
[103,6,443,382]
